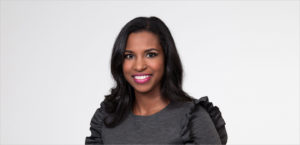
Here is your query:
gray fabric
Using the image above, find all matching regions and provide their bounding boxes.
[86,100,222,145]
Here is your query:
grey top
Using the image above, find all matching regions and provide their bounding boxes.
[86,97,227,145]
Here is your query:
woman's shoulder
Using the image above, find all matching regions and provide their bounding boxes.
[172,97,221,117]
[85,101,108,144]
[178,96,228,145]
[90,102,107,125]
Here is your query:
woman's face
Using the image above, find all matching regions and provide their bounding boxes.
[123,31,164,94]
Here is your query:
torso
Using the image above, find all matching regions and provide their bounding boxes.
[102,100,191,144]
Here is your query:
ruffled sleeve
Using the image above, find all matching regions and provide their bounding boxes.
[181,96,228,145]
[85,102,107,145]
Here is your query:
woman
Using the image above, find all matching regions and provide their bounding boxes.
[85,16,227,145]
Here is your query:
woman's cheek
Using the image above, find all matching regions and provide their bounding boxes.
[122,61,131,78]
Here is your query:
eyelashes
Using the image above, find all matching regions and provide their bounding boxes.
[124,52,158,59]
[146,52,158,58]
[124,54,134,59]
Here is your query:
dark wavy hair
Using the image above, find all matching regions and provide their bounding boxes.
[102,16,194,128]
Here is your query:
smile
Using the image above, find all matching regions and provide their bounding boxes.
[132,74,152,84]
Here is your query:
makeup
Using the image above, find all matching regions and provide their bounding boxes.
[132,74,152,84]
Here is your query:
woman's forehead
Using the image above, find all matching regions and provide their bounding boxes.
[125,31,162,51]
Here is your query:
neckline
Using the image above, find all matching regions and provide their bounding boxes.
[130,100,173,118]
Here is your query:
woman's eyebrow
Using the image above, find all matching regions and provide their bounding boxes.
[124,50,133,53]
[145,48,160,53]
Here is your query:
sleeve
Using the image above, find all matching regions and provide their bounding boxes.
[85,104,106,145]
[181,96,228,145]
[196,97,228,145]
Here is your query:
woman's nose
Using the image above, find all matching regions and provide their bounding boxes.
[134,57,147,72]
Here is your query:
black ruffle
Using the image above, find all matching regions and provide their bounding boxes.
[180,96,227,145]
[85,102,106,145]
[194,96,227,144]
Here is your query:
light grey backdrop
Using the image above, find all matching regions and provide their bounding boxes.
[0,0,299,144]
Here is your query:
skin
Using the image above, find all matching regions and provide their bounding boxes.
[123,31,170,116]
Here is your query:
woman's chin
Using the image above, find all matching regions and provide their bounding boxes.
[133,88,151,94]
[132,85,154,94]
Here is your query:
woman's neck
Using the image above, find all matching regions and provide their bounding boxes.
[133,90,170,116]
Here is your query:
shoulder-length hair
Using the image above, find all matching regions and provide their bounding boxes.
[103,16,194,128]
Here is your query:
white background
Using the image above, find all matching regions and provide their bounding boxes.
[0,0,299,144]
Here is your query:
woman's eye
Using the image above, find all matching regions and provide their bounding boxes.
[124,54,134,59]
[146,52,158,58]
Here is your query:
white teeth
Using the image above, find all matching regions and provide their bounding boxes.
[134,75,150,80]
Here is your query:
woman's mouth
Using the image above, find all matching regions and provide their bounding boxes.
[132,74,152,84]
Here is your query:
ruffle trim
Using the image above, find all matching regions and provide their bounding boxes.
[85,102,107,144]
[180,96,228,145]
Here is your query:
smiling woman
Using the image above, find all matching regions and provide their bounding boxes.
[85,16,228,144]
[123,31,165,99]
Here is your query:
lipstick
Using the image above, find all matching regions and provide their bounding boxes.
[132,74,152,84]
